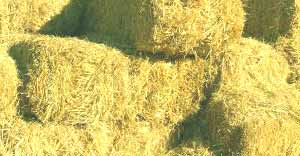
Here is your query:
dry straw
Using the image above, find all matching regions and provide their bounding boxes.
[4,34,206,155]
[206,38,300,154]
[276,0,300,89]
[82,0,244,56]
[241,116,300,156]
[0,117,111,156]
[0,46,19,117]
[0,0,85,35]
[243,0,299,42]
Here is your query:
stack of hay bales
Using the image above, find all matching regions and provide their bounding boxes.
[243,0,298,42]
[0,117,111,156]
[276,0,300,89]
[0,0,85,36]
[206,38,300,155]
[4,34,206,155]
[82,0,245,56]
[0,45,19,117]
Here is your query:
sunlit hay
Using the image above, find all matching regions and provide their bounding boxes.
[106,58,205,156]
[108,123,169,156]
[243,0,298,42]
[0,0,85,36]
[8,35,131,126]
[206,38,299,154]
[241,116,300,156]
[220,38,290,88]
[82,0,244,56]
[204,38,290,92]
[0,46,19,117]
[0,117,111,156]
[207,84,300,155]
[127,58,205,128]
[6,34,206,155]
[0,0,9,35]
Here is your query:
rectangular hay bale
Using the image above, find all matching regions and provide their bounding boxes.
[5,34,206,155]
[206,38,300,155]
[82,0,245,56]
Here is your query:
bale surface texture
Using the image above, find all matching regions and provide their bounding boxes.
[0,0,85,35]
[243,0,300,42]
[0,117,111,156]
[82,0,244,56]
[0,46,19,117]
[276,0,300,89]
[241,117,300,156]
[4,34,206,155]
[206,38,300,154]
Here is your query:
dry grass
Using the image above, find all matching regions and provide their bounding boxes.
[82,0,244,56]
[2,34,206,155]
[0,0,85,35]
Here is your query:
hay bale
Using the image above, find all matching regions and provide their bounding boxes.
[207,84,300,153]
[206,38,300,154]
[6,34,205,155]
[220,38,290,88]
[0,117,111,156]
[241,116,300,156]
[82,0,244,55]
[0,0,85,35]
[276,34,300,89]
[276,1,300,89]
[0,46,19,117]
[243,0,300,42]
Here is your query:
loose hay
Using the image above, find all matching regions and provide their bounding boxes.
[0,46,19,117]
[206,38,300,154]
[82,0,244,55]
[243,0,300,42]
[0,0,85,36]
[5,34,206,155]
[0,117,111,156]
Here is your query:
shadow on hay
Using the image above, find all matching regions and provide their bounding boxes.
[38,0,88,37]
[167,67,223,155]
[8,43,42,124]
[242,0,295,43]
[38,0,227,154]
[38,0,200,62]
